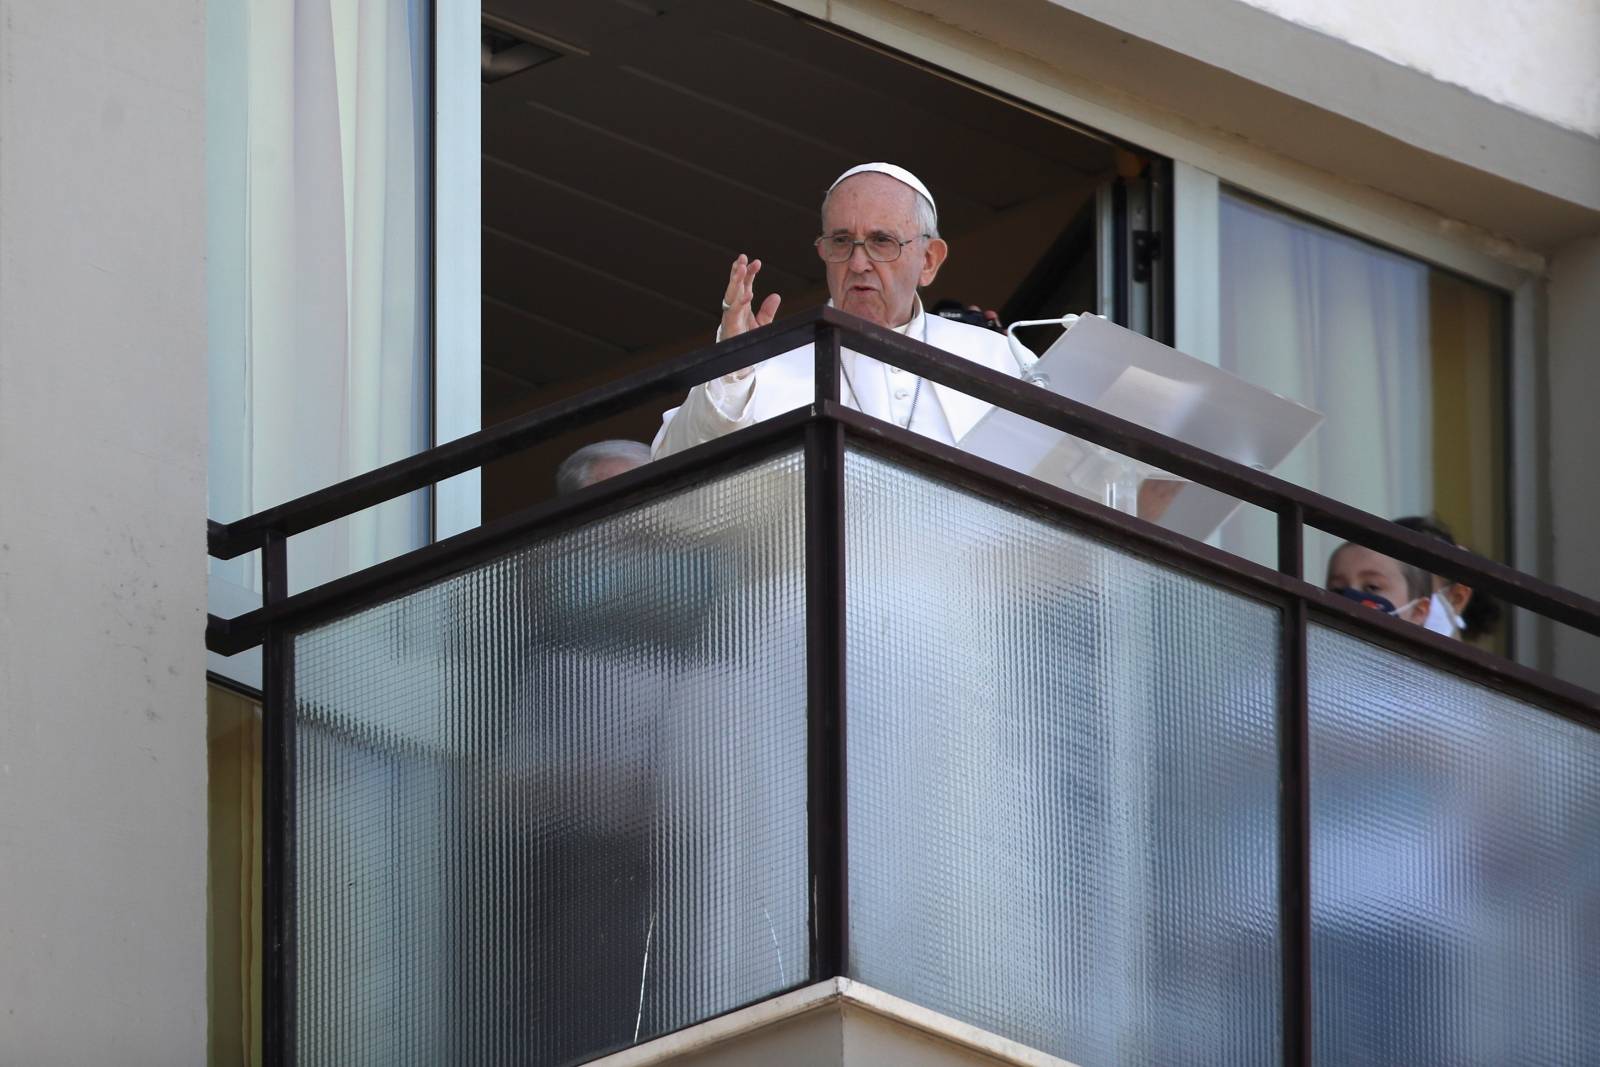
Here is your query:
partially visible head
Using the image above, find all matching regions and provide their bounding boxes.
[1393,514,1499,640]
[1326,542,1432,626]
[555,439,652,496]
[818,164,947,329]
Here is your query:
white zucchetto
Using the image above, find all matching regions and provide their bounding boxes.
[828,162,937,223]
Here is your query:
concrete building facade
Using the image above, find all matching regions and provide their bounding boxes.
[0,0,1595,1062]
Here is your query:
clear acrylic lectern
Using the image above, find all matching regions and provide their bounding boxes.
[960,314,1323,539]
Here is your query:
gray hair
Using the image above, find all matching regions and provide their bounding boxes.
[555,439,652,495]
[820,179,940,240]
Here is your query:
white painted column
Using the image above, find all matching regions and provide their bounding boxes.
[1172,161,1222,368]
[0,0,208,1060]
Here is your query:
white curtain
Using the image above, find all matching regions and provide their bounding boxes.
[1218,194,1432,577]
[209,0,430,609]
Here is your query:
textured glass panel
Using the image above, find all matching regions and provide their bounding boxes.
[293,451,809,1067]
[1310,626,1600,1066]
[844,448,1281,1066]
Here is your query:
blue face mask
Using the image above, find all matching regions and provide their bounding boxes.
[1333,586,1424,619]
[1335,586,1397,613]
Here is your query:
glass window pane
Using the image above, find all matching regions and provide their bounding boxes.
[292,451,810,1066]
[1218,192,1507,588]
[207,0,433,607]
[1309,625,1600,1064]
[844,447,1282,1066]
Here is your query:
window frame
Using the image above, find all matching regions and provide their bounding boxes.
[432,1,482,540]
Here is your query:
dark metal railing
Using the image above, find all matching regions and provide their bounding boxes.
[207,305,1600,1067]
[207,307,1600,651]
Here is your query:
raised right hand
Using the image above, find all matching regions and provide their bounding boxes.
[716,254,782,384]
[721,254,782,342]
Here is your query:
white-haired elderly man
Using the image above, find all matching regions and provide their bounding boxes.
[652,163,1017,457]
[555,439,653,495]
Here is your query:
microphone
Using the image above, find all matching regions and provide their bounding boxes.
[1004,313,1096,387]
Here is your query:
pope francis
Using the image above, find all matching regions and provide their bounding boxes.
[651,163,1019,457]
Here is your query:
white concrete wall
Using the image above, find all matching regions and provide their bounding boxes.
[0,0,209,1062]
[1239,0,1600,138]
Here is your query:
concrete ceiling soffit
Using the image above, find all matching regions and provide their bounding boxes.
[888,0,1600,250]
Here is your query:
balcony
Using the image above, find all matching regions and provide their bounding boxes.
[207,309,1600,1067]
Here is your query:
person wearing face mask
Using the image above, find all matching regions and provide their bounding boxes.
[1325,540,1433,626]
[1393,514,1502,642]
[651,163,1020,457]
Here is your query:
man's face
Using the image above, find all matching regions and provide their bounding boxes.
[821,174,948,328]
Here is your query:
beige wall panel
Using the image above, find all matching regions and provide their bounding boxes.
[608,1008,845,1067]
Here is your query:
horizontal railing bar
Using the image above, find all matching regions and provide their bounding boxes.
[825,403,1308,606]
[208,305,1600,642]
[204,409,815,656]
[205,400,1600,722]
[812,308,1600,637]
[1305,599,1600,729]
[207,315,831,560]
[830,407,1600,726]
[1297,498,1598,632]
[816,308,1291,511]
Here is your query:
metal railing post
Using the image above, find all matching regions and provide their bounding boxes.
[1277,503,1312,1067]
[1277,504,1304,581]
[814,321,842,405]
[260,529,296,1067]
[806,325,848,982]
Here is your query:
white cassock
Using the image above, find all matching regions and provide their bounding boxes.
[652,298,1019,457]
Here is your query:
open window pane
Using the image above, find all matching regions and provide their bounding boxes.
[1217,192,1508,595]
[478,0,1156,513]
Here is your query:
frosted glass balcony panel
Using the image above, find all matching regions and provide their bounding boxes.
[293,451,810,1067]
[1309,625,1600,1067]
[843,447,1283,1067]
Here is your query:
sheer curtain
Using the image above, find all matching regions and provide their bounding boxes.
[1219,194,1432,576]
[206,5,434,1051]
[208,0,430,632]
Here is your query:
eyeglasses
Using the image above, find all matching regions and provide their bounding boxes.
[814,231,930,263]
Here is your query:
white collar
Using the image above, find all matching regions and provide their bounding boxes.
[825,295,926,340]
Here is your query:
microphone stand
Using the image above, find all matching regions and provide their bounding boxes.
[1004,314,1089,388]
[1003,312,1144,515]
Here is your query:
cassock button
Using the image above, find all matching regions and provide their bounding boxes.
[888,367,903,375]
[894,389,910,400]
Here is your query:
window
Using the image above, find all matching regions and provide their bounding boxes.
[1218,191,1508,589]
[207,0,442,685]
